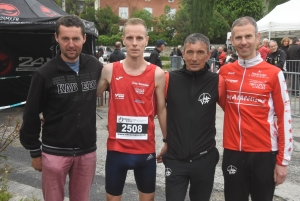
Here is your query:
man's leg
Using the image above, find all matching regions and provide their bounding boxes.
[189,147,219,201]
[222,149,250,201]
[163,159,189,201]
[105,151,129,201]
[69,151,96,201]
[250,152,276,201]
[134,153,156,201]
[42,152,71,201]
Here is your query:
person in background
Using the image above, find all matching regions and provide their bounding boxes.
[266,40,286,71]
[20,15,102,200]
[109,41,125,63]
[149,39,167,68]
[217,46,226,67]
[97,18,167,201]
[257,40,269,60]
[279,37,290,57]
[219,16,293,201]
[177,45,183,57]
[286,37,300,96]
[170,47,177,56]
[97,45,104,59]
[225,49,233,64]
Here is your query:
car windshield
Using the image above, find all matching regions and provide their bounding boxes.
[144,47,155,53]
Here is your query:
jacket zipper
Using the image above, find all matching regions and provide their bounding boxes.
[238,62,247,151]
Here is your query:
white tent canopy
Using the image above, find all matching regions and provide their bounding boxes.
[257,0,300,39]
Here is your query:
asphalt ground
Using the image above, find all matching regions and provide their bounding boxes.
[1,100,299,200]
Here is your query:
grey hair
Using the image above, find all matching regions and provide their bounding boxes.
[231,16,258,36]
[183,33,210,53]
[269,40,277,45]
[263,38,269,42]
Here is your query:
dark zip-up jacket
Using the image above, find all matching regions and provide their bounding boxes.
[164,64,220,161]
[149,48,162,68]
[20,52,102,158]
[266,49,286,70]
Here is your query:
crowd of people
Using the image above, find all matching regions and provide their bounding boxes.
[19,14,294,201]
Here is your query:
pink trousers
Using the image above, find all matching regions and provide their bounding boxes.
[42,151,96,201]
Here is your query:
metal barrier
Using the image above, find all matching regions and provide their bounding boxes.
[170,56,183,70]
[284,60,300,117]
[207,58,219,73]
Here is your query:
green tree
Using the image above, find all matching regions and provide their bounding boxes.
[211,0,264,43]
[95,6,120,36]
[130,9,153,30]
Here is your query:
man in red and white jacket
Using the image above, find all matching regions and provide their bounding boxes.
[219,16,293,201]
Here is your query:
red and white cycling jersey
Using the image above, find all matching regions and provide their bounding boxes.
[219,55,293,166]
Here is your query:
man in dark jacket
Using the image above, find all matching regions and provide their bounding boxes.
[149,39,167,68]
[287,37,300,96]
[157,33,225,201]
[109,41,125,63]
[20,15,102,200]
[266,40,286,71]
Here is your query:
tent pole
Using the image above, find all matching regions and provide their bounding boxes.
[62,0,66,11]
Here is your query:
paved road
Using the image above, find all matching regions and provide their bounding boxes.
[1,103,299,200]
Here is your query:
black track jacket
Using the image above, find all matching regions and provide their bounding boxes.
[164,64,223,161]
[20,52,102,158]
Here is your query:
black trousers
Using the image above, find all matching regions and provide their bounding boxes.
[163,147,219,201]
[222,149,277,201]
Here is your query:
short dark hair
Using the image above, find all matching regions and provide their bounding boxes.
[292,37,299,44]
[55,15,85,37]
[183,33,210,53]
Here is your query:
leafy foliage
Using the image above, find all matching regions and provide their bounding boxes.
[95,6,120,36]
[131,9,153,30]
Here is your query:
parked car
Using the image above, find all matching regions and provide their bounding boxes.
[96,46,113,61]
[121,47,127,57]
[143,46,155,61]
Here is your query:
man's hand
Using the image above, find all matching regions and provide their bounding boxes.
[156,143,167,163]
[274,164,287,186]
[32,156,42,172]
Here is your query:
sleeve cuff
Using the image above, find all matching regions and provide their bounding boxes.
[30,149,42,158]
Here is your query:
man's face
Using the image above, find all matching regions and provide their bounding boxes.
[269,42,278,53]
[218,47,223,52]
[230,23,260,60]
[55,25,86,62]
[182,41,211,72]
[122,24,149,59]
[263,39,269,47]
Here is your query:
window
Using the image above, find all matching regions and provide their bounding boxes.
[119,7,128,19]
[168,0,174,2]
[167,8,176,19]
[143,7,152,15]
[145,0,150,1]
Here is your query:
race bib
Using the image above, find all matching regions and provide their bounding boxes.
[116,115,148,140]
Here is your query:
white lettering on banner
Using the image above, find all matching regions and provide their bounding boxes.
[57,83,78,94]
[116,115,148,140]
[0,16,19,21]
[81,80,96,91]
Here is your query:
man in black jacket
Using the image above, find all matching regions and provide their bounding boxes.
[20,15,102,200]
[109,41,125,63]
[157,33,225,201]
[287,37,300,96]
[266,40,286,71]
[149,39,166,68]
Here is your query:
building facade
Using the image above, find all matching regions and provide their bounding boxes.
[95,0,180,19]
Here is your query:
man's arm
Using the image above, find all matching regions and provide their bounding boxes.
[272,70,293,185]
[97,63,113,97]
[217,74,226,110]
[154,67,167,163]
